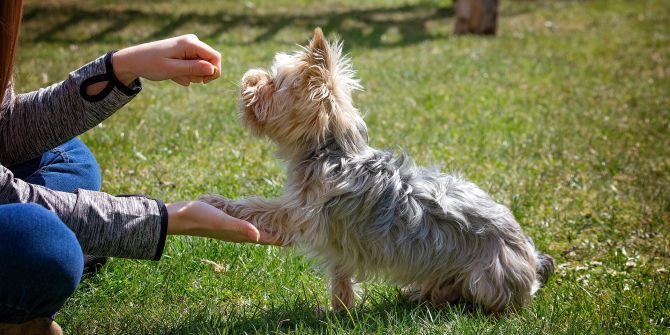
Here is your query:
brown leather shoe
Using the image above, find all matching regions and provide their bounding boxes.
[83,255,108,275]
[0,318,62,335]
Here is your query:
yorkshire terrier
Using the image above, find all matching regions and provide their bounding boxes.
[202,28,553,313]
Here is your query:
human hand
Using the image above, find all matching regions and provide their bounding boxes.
[111,34,222,86]
[166,201,280,245]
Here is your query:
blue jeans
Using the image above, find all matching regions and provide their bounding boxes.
[0,138,101,323]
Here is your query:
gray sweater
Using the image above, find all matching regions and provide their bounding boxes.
[0,52,167,260]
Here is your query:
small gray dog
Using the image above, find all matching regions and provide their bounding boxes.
[202,28,553,313]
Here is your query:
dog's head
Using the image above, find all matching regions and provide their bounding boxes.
[240,28,367,159]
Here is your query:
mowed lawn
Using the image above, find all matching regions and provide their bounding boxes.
[14,0,669,333]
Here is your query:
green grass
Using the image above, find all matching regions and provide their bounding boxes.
[15,0,670,333]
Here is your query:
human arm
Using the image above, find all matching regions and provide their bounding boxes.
[0,34,271,258]
[0,165,278,259]
[0,35,221,166]
[0,164,166,259]
[111,34,221,87]
[0,52,140,166]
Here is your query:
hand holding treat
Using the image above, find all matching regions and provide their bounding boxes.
[111,34,222,87]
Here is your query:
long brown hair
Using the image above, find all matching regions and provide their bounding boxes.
[0,0,23,104]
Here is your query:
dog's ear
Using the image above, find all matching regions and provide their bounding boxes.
[303,27,333,102]
[308,27,330,68]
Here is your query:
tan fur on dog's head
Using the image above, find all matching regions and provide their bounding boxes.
[240,28,366,160]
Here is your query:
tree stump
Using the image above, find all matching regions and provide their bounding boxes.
[454,0,500,35]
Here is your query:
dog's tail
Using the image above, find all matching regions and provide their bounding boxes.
[535,251,555,286]
[526,236,555,294]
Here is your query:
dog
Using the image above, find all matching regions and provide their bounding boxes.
[202,28,554,314]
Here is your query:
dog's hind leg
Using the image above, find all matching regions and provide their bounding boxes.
[329,264,356,313]
[403,279,461,307]
[427,280,462,307]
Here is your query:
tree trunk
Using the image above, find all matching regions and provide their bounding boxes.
[454,0,500,35]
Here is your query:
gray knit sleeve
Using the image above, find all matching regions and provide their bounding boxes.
[0,165,167,259]
[0,53,168,260]
[0,52,140,166]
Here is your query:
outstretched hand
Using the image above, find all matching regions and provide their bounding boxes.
[111,34,222,86]
[166,201,280,245]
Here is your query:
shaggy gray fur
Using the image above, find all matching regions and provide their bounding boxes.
[202,28,553,313]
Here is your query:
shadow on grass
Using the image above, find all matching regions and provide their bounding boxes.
[143,288,485,334]
[22,3,454,48]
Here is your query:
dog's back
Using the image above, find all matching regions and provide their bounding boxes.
[294,143,552,312]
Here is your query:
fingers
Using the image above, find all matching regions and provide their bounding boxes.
[258,230,284,246]
[165,58,215,79]
[171,76,191,86]
[174,34,221,83]
[171,76,210,86]
[135,34,222,85]
[240,222,283,245]
[203,65,218,84]
[244,222,261,243]
[185,37,222,83]
[222,216,263,244]
[234,218,283,246]
[165,58,222,86]
[194,200,283,246]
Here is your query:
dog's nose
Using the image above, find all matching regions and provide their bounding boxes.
[245,75,260,87]
[242,69,269,88]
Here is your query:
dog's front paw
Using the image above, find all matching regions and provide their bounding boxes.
[199,194,232,211]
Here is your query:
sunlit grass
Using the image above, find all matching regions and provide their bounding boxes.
[14,0,670,333]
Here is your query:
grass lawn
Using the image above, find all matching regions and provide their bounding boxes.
[15,0,669,333]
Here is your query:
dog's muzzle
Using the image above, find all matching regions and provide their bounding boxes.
[241,69,271,92]
[241,69,272,108]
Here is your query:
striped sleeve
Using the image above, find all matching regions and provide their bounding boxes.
[0,53,168,260]
[0,52,140,166]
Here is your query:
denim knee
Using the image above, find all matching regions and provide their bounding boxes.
[0,203,84,323]
[10,138,102,193]
[54,138,102,192]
